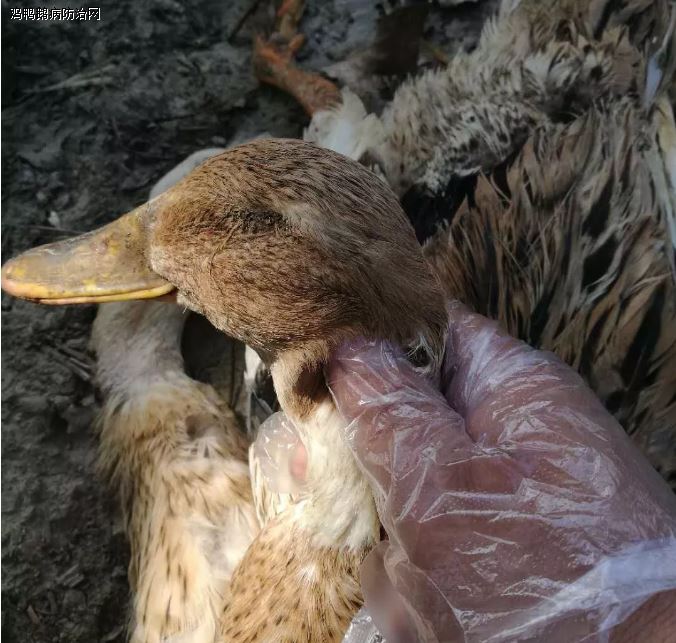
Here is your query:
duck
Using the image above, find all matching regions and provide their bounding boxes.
[91,300,259,643]
[43,143,263,643]
[251,0,676,482]
[1,138,447,641]
[256,0,671,190]
[425,97,676,482]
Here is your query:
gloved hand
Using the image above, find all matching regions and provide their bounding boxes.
[327,302,676,643]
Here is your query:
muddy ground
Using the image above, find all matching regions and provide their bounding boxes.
[1,1,497,641]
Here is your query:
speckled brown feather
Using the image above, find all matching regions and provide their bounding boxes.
[424,100,676,482]
[92,302,260,643]
[221,521,366,643]
[371,0,661,195]
[306,0,671,198]
[224,388,382,641]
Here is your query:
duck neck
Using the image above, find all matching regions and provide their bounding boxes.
[91,301,188,399]
[270,345,380,551]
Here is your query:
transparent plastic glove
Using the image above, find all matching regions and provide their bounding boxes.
[252,411,307,494]
[342,607,385,643]
[327,301,676,643]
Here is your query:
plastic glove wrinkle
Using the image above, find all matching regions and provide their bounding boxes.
[327,306,676,642]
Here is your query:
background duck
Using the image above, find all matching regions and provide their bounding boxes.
[425,99,676,483]
[2,138,447,641]
[45,148,262,643]
[252,0,676,484]
[91,300,259,643]
[257,0,670,189]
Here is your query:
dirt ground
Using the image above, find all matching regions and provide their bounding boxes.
[1,1,497,641]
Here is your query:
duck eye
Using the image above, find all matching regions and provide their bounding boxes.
[408,343,432,369]
[238,210,289,234]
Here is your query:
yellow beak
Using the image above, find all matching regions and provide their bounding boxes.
[1,207,174,305]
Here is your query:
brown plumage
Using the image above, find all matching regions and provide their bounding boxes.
[147,139,447,396]
[223,522,365,643]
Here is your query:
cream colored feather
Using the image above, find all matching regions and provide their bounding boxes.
[91,302,260,643]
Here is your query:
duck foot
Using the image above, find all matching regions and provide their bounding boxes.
[252,0,341,115]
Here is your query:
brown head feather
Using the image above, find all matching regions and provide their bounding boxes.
[147,138,446,414]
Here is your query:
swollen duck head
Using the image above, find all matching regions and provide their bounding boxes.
[2,138,446,413]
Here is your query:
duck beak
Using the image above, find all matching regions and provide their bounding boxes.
[1,207,174,305]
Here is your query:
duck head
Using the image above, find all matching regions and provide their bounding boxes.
[2,138,446,416]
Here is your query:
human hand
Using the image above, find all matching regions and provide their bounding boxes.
[328,302,676,642]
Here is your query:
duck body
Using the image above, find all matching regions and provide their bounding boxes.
[146,139,445,640]
[92,302,259,642]
[425,98,676,479]
[307,0,667,195]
